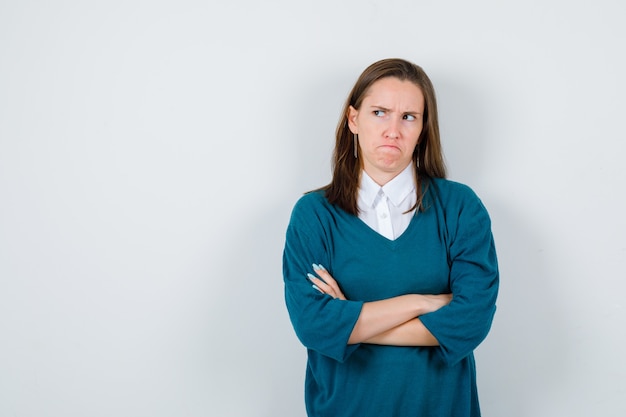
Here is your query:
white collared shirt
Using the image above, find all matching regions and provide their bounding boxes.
[357,163,417,240]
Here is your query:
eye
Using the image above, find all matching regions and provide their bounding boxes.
[403,114,417,121]
[373,110,385,117]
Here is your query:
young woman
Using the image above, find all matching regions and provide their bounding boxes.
[283,58,499,416]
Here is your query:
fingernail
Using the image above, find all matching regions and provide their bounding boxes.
[307,273,317,281]
[312,284,322,292]
[317,264,326,271]
[312,264,321,271]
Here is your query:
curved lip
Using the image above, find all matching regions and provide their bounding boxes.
[377,144,401,151]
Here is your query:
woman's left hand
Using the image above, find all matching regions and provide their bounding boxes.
[307,264,347,300]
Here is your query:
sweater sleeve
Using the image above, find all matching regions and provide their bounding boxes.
[282,194,364,363]
[419,185,499,366]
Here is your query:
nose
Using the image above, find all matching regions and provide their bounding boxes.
[385,117,401,139]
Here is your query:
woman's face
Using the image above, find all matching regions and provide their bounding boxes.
[348,77,424,185]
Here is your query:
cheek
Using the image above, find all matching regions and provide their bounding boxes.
[356,125,378,141]
[414,124,425,141]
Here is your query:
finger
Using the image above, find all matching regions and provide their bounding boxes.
[312,265,349,300]
[312,264,339,286]
[307,273,344,300]
[311,272,341,297]
[307,273,333,294]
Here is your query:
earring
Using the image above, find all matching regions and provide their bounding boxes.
[415,145,420,169]
[353,134,358,158]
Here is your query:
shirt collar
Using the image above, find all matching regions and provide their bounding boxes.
[359,163,416,208]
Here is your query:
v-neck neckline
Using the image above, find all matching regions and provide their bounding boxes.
[352,209,421,246]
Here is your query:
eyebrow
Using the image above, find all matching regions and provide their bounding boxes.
[370,105,422,115]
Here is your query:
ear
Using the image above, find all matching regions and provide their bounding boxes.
[347,106,358,134]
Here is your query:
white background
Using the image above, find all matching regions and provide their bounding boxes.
[1,1,625,416]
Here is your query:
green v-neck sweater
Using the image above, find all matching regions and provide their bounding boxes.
[283,178,499,417]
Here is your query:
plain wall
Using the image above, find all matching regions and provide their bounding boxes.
[1,1,625,416]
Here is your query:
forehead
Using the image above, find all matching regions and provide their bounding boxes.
[362,77,424,109]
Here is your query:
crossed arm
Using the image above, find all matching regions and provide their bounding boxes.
[308,265,451,346]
